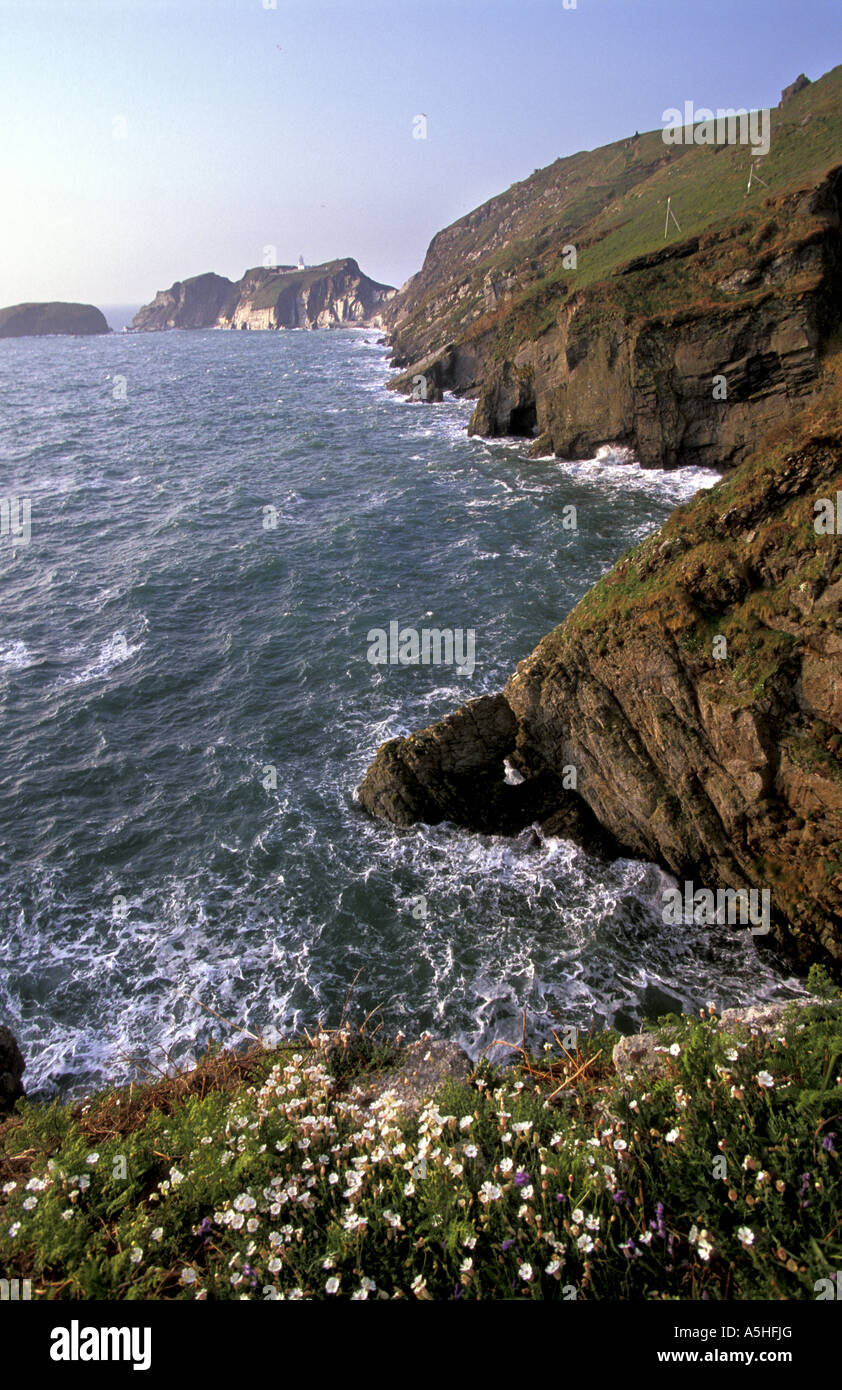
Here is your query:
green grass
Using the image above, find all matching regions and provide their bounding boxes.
[392,63,842,366]
[1,989,840,1300]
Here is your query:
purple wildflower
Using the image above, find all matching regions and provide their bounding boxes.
[501,1239,514,1251]
[822,1133,836,1154]
[515,1170,531,1187]
[649,1201,666,1239]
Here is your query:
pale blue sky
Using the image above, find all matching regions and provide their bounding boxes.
[0,0,839,308]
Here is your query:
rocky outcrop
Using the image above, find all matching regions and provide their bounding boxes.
[383,64,842,470]
[358,419,842,970]
[613,996,830,1079]
[131,273,237,331]
[0,1026,25,1114]
[132,259,395,332]
[0,303,109,337]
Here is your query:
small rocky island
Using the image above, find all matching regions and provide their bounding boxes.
[0,302,109,338]
[132,257,395,331]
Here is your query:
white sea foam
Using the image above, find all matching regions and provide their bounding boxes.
[0,640,34,669]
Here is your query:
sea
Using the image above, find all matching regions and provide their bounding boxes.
[0,324,809,1097]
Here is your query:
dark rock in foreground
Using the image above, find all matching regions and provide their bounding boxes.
[0,1026,25,1114]
[358,427,842,971]
[0,302,109,338]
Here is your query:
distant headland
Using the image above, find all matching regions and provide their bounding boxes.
[131,257,395,332]
[0,302,109,338]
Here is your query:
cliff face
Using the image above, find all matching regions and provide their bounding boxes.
[132,260,395,332]
[358,397,842,969]
[384,66,842,469]
[359,67,842,972]
[0,302,109,337]
[130,273,237,331]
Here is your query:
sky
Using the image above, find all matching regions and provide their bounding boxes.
[0,0,839,309]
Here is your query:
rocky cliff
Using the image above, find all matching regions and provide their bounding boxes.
[0,302,109,337]
[132,259,395,332]
[359,67,842,972]
[384,66,842,471]
[359,381,842,968]
[130,273,237,331]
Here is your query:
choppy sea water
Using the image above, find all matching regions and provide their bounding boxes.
[0,328,808,1096]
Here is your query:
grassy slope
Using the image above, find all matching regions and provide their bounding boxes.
[0,978,839,1300]
[394,65,842,359]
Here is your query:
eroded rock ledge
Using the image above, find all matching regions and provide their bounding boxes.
[358,429,842,970]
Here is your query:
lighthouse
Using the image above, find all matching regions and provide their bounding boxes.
[297,255,305,270]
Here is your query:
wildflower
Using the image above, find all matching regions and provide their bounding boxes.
[518,1262,533,1281]
[756,1071,775,1089]
[61,1209,74,1221]
[151,1226,164,1242]
[665,1129,680,1144]
[479,1182,502,1204]
[512,1121,532,1134]
[22,1197,37,1211]
[822,1133,836,1154]
[180,1268,197,1285]
[669,1044,681,1057]
[613,1138,627,1152]
[129,1246,143,1264]
[2,1182,16,1194]
[410,1275,427,1296]
[546,1259,562,1275]
[650,1203,666,1239]
[737,1227,754,1247]
[463,1144,478,1159]
[500,1157,513,1173]
[577,1234,594,1253]
[268,1258,282,1274]
[459,1115,473,1130]
[460,1257,473,1274]
[325,1277,340,1294]
[8,1223,20,1237]
[514,1170,531,1186]
[86,1153,99,1166]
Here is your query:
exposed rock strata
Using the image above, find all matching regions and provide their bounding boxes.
[132,259,394,332]
[383,65,842,470]
[358,427,842,969]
